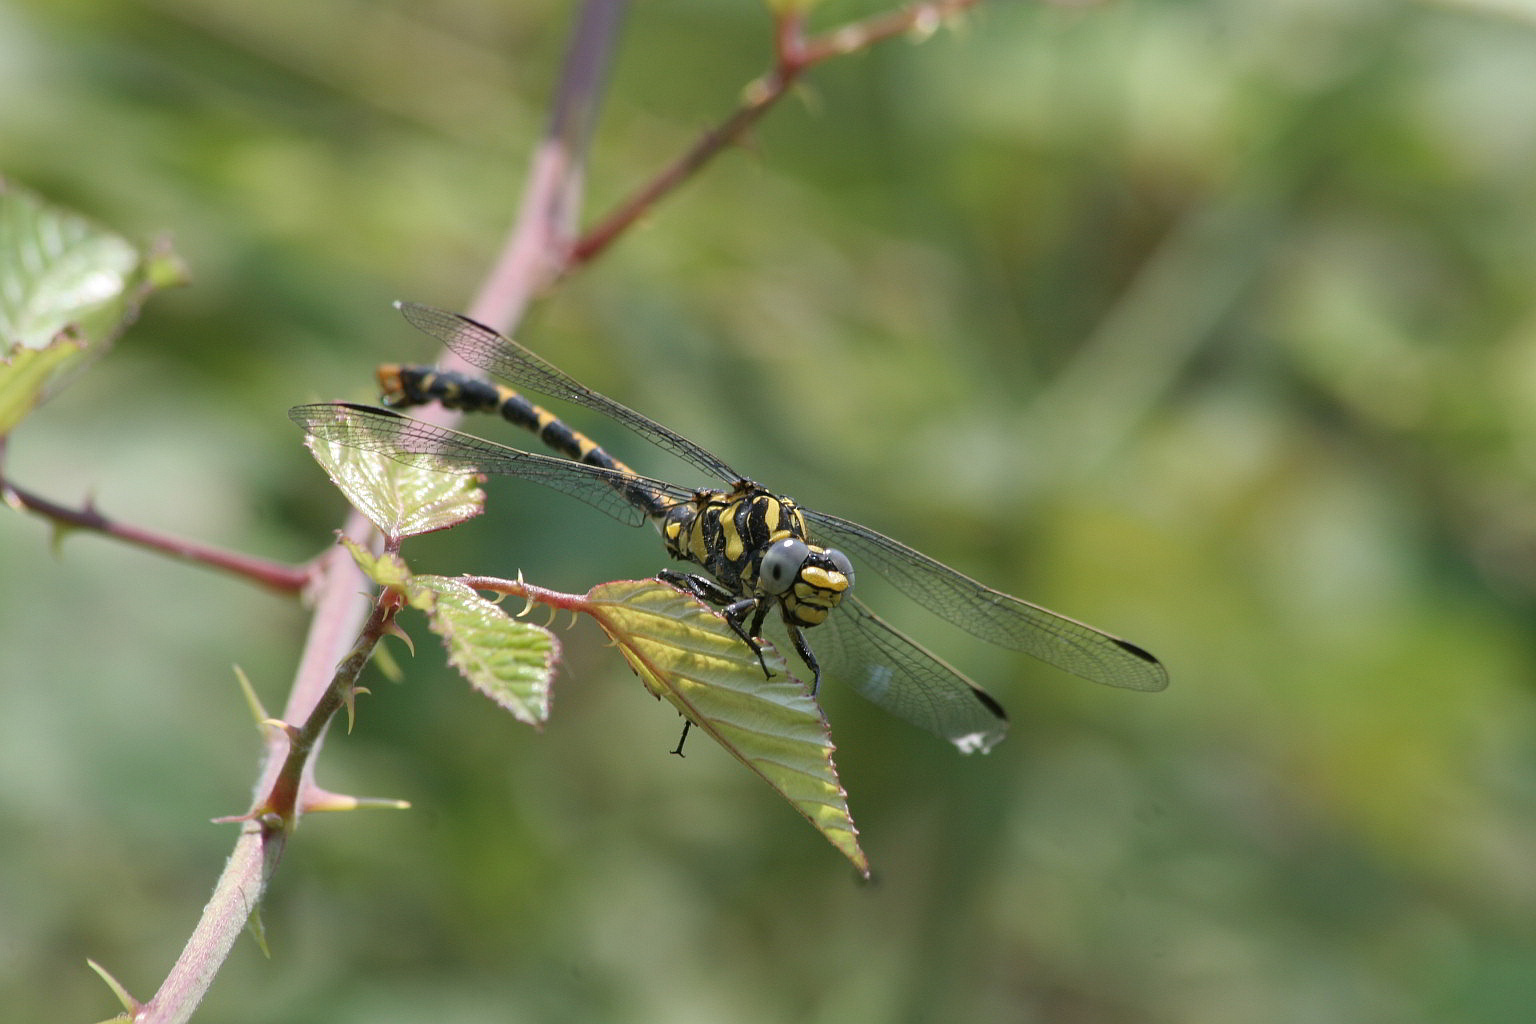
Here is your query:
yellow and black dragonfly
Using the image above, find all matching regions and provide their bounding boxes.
[290,303,1168,754]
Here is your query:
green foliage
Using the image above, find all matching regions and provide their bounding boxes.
[304,418,486,542]
[302,423,864,865]
[408,575,558,729]
[0,180,185,435]
[7,2,1536,1023]
[312,451,557,730]
[587,578,866,875]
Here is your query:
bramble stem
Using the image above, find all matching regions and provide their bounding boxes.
[140,573,402,1024]
[123,0,982,1018]
[260,585,406,823]
[0,473,311,594]
[566,0,978,269]
[471,0,629,333]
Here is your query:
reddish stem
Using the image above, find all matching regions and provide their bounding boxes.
[566,0,978,269]
[117,2,982,1019]
[260,585,406,824]
[1,474,311,594]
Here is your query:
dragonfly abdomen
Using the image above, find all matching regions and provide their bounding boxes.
[378,364,670,519]
[287,301,1166,754]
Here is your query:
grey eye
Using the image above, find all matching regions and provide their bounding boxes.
[760,538,810,595]
[825,547,854,588]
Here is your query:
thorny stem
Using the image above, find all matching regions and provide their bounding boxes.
[565,0,979,270]
[258,585,406,826]
[473,0,628,330]
[459,572,588,613]
[0,472,311,594]
[125,4,630,1022]
[138,582,404,1024]
[116,1,981,1020]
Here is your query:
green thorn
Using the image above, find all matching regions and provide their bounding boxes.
[234,665,270,726]
[246,904,272,959]
[85,957,140,1017]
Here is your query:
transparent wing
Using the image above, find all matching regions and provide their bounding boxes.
[786,596,1009,754]
[395,302,741,484]
[289,403,699,528]
[383,301,1168,697]
[803,509,1168,693]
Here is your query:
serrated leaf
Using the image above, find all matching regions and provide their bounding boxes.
[586,578,867,875]
[412,575,558,727]
[338,535,412,590]
[0,179,187,434]
[304,424,484,542]
[0,329,86,436]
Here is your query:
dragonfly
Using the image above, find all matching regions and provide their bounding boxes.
[290,303,1167,754]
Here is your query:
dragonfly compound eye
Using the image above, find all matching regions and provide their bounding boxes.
[824,547,854,589]
[288,300,1167,757]
[759,537,811,595]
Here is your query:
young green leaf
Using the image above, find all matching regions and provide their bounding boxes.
[339,535,412,592]
[410,575,558,728]
[0,179,186,434]
[0,329,86,438]
[304,427,485,542]
[586,578,867,876]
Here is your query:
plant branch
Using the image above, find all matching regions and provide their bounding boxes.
[117,0,979,1017]
[564,0,979,270]
[471,0,629,332]
[128,822,284,1024]
[258,584,406,823]
[139,581,404,1024]
[123,4,632,1019]
[0,473,311,594]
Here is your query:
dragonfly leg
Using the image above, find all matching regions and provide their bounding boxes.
[784,624,823,695]
[658,568,733,604]
[723,597,775,679]
[658,570,774,679]
[671,719,692,757]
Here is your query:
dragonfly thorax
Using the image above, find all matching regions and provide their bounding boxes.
[657,482,853,627]
[291,301,1168,756]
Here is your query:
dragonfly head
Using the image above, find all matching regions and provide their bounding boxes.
[757,537,854,628]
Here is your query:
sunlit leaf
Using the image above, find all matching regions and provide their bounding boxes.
[0,179,187,434]
[586,578,867,875]
[339,535,412,591]
[304,420,485,542]
[411,575,558,728]
[0,329,86,437]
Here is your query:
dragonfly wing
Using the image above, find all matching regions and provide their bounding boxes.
[290,403,697,528]
[395,303,741,484]
[800,596,1010,755]
[804,509,1168,693]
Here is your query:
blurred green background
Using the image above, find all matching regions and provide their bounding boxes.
[6,0,1536,1021]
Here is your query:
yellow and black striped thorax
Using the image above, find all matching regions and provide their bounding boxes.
[660,484,851,629]
[381,363,852,629]
[290,302,1171,757]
